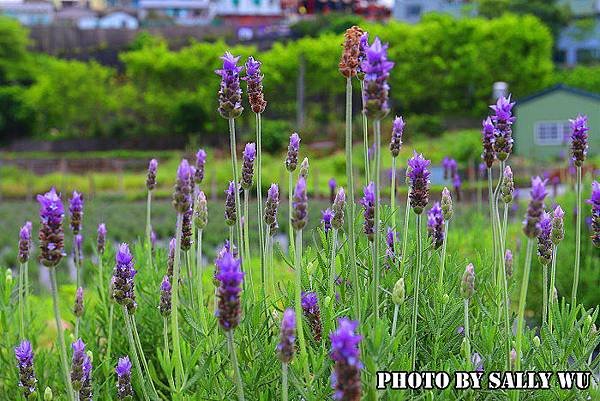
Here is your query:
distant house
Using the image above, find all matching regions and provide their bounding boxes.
[216,0,282,26]
[392,0,465,23]
[556,0,600,65]
[98,10,138,28]
[514,84,600,160]
[0,1,54,25]
[138,0,216,25]
[55,6,98,28]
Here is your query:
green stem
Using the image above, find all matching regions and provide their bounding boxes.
[411,214,422,370]
[19,261,24,339]
[548,245,558,333]
[345,77,360,321]
[171,213,184,389]
[146,190,153,268]
[294,229,310,380]
[163,318,175,390]
[226,330,245,401]
[228,118,245,278]
[328,229,338,302]
[288,172,294,258]
[501,203,511,369]
[243,190,254,301]
[196,229,206,332]
[515,239,534,372]
[282,362,289,401]
[106,303,114,374]
[542,264,548,326]
[122,307,151,401]
[464,299,471,370]
[360,80,370,185]
[373,119,381,320]
[130,313,159,398]
[572,166,582,305]
[75,317,80,339]
[391,157,396,230]
[391,304,399,337]
[487,168,497,284]
[267,231,275,297]
[186,251,194,307]
[49,268,75,401]
[400,190,411,278]
[255,113,266,301]
[24,259,30,323]
[438,221,449,290]
[74,236,81,291]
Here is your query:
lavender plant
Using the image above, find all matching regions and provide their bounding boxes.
[15,340,37,400]
[548,205,564,333]
[17,221,32,339]
[145,159,157,261]
[389,116,404,230]
[277,309,295,401]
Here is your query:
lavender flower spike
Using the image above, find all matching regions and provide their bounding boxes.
[330,318,362,401]
[15,340,37,399]
[194,150,206,185]
[339,26,364,78]
[360,182,375,241]
[501,166,514,204]
[166,238,176,279]
[115,356,134,400]
[407,151,431,214]
[390,116,404,157]
[570,114,589,167]
[181,206,193,251]
[69,191,84,234]
[37,188,65,267]
[224,181,237,226]
[194,191,208,230]
[481,117,495,168]
[159,275,172,317]
[588,181,600,247]
[146,159,158,191]
[523,177,548,238]
[18,221,32,263]
[329,178,337,204]
[362,37,394,119]
[264,184,280,236]
[243,56,266,114]
[215,250,244,331]
[277,308,296,363]
[490,95,515,161]
[291,176,308,231]
[460,263,475,299]
[299,157,309,179]
[172,159,192,214]
[97,223,107,255]
[301,291,323,342]
[505,249,513,279]
[241,142,256,190]
[111,243,138,313]
[70,339,88,392]
[427,202,444,250]
[441,187,453,220]
[285,133,301,172]
[331,188,346,230]
[551,205,565,245]
[537,212,552,265]
[216,52,243,119]
[322,209,334,235]
[73,287,84,317]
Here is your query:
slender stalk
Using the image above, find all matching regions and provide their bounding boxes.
[146,190,153,267]
[267,231,275,297]
[548,245,558,332]
[24,259,30,323]
[75,317,80,339]
[74,237,81,291]
[572,166,582,305]
[163,318,175,390]
[49,268,75,401]
[171,213,185,389]
[122,307,150,401]
[294,229,309,380]
[438,221,449,290]
[400,190,411,277]
[228,118,245,276]
[373,119,381,320]
[288,172,294,257]
[255,113,266,302]
[196,229,206,332]
[281,362,289,401]
[515,239,534,372]
[501,203,511,369]
[410,214,422,370]
[130,313,159,398]
[186,251,194,307]
[360,80,370,185]
[227,331,245,401]
[19,262,24,339]
[345,77,360,321]
[542,264,548,326]
[328,229,338,302]
[243,189,255,300]
[391,304,399,337]
[464,299,471,370]
[391,157,396,230]
[106,303,114,373]
[487,168,497,282]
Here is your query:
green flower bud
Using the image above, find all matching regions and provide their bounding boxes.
[299,157,309,179]
[86,350,93,363]
[442,293,449,303]
[533,336,540,348]
[44,387,53,401]
[392,278,405,305]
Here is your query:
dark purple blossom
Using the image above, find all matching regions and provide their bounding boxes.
[111,243,137,313]
[357,32,368,79]
[264,184,279,236]
[166,238,175,280]
[390,116,404,157]
[159,275,171,317]
[285,133,301,172]
[97,223,107,255]
[523,177,548,238]
[115,356,133,400]
[37,188,65,268]
[588,181,600,247]
[481,117,495,168]
[241,142,256,190]
[362,37,394,119]
[18,221,32,263]
[70,339,89,393]
[215,250,244,331]
[322,209,334,234]
[224,181,237,226]
[194,149,206,185]
[243,56,267,113]
[301,291,323,342]
[181,205,193,251]
[15,340,37,399]
[69,191,84,234]
[385,227,397,269]
[73,286,84,317]
[537,211,552,265]
[407,152,431,214]
[277,308,296,363]
[427,202,444,249]
[490,95,515,161]
[360,182,375,241]
[216,52,243,119]
[329,178,337,204]
[330,318,362,401]
[173,159,192,214]
[570,114,589,167]
[146,159,158,191]
[292,177,308,231]
[471,352,484,372]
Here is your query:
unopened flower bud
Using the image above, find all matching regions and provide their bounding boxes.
[460,263,475,299]
[44,387,53,401]
[392,278,405,305]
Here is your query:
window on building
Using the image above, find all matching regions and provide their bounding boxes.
[406,4,422,18]
[576,48,600,64]
[534,121,570,146]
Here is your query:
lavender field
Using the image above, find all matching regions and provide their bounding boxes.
[2,26,600,401]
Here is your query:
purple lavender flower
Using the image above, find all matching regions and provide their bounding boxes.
[68,191,84,234]
[224,181,237,226]
[501,166,514,204]
[18,221,32,263]
[292,176,308,231]
[362,37,394,119]
[460,263,475,299]
[570,114,589,167]
[285,133,300,172]
[442,158,457,180]
[146,159,158,191]
[73,286,84,317]
[37,188,65,268]
[264,184,279,236]
[115,356,133,400]
[241,142,256,190]
[523,177,548,238]
[481,117,495,168]
[216,52,243,119]
[441,187,453,220]
[587,181,600,247]
[537,211,552,265]
[277,308,296,363]
[181,205,193,251]
[215,250,244,331]
[97,223,107,255]
[490,95,515,161]
[332,188,346,230]
[478,162,487,179]
[70,339,88,392]
[427,202,444,250]
[390,116,404,157]
[453,174,462,202]
[471,352,484,372]
[159,275,172,317]
[321,208,334,235]
[166,238,175,280]
[111,243,137,313]
[79,351,92,401]
[15,340,37,399]
[173,159,192,214]
[194,149,206,185]
[194,191,208,230]
[407,152,431,214]
[74,234,83,262]
[330,318,362,401]
[243,56,266,114]
[551,205,564,245]
[357,32,369,79]
[301,291,323,342]
[329,178,337,204]
[360,182,375,241]
[505,249,513,279]
[339,26,364,78]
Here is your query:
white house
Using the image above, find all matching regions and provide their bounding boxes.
[0,0,54,25]
[98,10,138,28]
[138,0,216,25]
[216,0,281,17]
[392,0,465,23]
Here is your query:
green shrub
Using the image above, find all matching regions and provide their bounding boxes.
[261,119,292,153]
